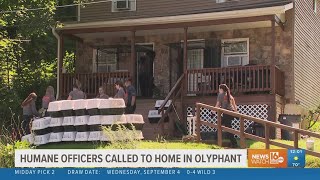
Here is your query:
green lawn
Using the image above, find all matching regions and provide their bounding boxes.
[37,139,320,168]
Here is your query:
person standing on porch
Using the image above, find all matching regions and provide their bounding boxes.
[124,78,136,114]
[21,92,40,135]
[67,84,86,100]
[41,86,55,117]
[97,86,109,99]
[215,84,238,148]
[114,80,126,101]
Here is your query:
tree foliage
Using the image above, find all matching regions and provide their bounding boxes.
[0,0,88,125]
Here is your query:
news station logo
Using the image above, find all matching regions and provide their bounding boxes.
[248,149,287,168]
[287,149,305,168]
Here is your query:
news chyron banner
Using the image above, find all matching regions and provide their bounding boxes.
[14,149,308,168]
[2,149,319,180]
[15,149,247,168]
[248,149,306,168]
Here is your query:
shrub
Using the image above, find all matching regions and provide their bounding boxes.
[0,112,31,168]
[302,105,320,130]
[101,124,141,149]
[309,122,320,133]
[0,85,22,128]
[0,140,30,168]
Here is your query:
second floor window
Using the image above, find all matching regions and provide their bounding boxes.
[112,0,136,12]
[221,38,249,67]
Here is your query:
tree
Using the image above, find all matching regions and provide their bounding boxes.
[0,0,91,125]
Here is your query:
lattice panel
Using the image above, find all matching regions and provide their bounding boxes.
[187,104,269,138]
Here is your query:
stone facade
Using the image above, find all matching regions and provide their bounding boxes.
[75,42,94,73]
[76,24,294,102]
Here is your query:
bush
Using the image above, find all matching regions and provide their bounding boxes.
[0,111,31,168]
[306,155,320,168]
[0,84,22,127]
[101,124,141,149]
[0,140,30,168]
[302,105,320,130]
[309,122,320,133]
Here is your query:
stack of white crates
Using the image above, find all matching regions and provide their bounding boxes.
[21,98,145,145]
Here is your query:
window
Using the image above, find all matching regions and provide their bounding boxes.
[314,0,317,13]
[187,49,204,69]
[112,0,136,12]
[96,48,117,72]
[221,38,249,67]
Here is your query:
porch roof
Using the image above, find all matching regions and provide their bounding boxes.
[57,2,293,36]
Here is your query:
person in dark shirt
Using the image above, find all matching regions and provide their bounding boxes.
[215,84,238,148]
[124,78,136,114]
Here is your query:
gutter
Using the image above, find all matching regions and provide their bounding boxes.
[51,27,61,100]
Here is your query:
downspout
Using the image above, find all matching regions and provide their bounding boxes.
[52,27,61,100]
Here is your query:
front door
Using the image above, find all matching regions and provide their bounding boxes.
[136,44,154,97]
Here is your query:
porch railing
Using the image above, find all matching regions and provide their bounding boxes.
[186,65,285,96]
[195,103,320,158]
[60,71,130,98]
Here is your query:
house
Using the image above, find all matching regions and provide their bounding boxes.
[53,0,320,139]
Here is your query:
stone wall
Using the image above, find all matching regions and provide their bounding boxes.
[76,24,293,101]
[75,42,94,73]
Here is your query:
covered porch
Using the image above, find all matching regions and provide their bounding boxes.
[55,3,291,100]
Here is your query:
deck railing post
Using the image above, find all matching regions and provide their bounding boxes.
[240,117,246,148]
[217,110,222,147]
[294,130,299,149]
[160,110,165,137]
[57,35,64,100]
[196,104,201,142]
[265,123,270,149]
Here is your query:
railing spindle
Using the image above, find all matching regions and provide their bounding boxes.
[245,67,247,91]
[217,110,222,147]
[265,124,270,149]
[236,66,239,93]
[240,117,246,148]
[196,105,201,142]
[294,130,299,149]
[204,68,207,94]
[258,66,261,91]
[194,70,196,94]
[253,66,256,91]
[240,66,243,93]
[262,66,265,91]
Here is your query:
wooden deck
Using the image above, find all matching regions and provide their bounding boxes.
[60,71,130,98]
[186,65,284,96]
[60,65,285,99]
